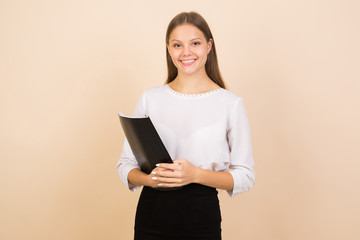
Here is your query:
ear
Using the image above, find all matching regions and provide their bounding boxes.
[166,44,171,55]
[207,38,213,54]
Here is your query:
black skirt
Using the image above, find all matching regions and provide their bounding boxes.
[134,183,222,240]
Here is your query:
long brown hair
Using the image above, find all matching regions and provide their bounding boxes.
[165,12,226,89]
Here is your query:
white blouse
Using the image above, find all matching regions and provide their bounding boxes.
[116,84,255,197]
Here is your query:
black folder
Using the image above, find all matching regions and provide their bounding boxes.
[118,113,173,174]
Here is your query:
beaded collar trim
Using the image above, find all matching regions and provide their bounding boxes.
[165,84,223,97]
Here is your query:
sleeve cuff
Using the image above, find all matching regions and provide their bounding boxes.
[227,169,255,197]
[227,170,240,197]
[118,163,141,192]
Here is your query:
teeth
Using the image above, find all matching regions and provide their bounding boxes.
[181,59,196,64]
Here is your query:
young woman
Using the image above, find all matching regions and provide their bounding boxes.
[117,12,255,240]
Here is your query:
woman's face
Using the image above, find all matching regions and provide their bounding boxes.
[167,24,212,76]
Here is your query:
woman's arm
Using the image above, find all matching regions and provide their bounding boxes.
[195,167,234,191]
[127,168,153,187]
[152,159,234,191]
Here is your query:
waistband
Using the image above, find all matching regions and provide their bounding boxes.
[143,183,218,197]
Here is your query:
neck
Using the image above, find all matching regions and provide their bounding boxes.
[171,69,215,94]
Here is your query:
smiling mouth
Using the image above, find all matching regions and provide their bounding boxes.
[180,59,197,65]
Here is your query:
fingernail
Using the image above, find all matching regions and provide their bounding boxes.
[158,183,163,187]
[151,171,156,174]
[156,164,160,167]
[173,163,179,165]
[152,177,157,180]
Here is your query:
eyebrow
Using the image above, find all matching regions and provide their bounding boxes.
[171,38,202,42]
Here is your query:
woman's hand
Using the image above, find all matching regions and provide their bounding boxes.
[151,159,201,188]
[147,166,172,188]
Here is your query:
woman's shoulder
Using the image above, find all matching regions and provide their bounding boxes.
[141,84,167,95]
[137,85,167,99]
[218,88,244,106]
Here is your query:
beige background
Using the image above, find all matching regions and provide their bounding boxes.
[1,0,359,239]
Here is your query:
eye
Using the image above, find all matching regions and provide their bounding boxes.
[193,42,200,46]
[173,43,181,48]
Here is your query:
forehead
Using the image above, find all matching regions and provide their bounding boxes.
[169,24,206,41]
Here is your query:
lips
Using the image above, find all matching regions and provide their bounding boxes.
[180,59,197,66]
[181,59,196,63]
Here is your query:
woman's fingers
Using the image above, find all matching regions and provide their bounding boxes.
[151,166,173,174]
[173,159,186,164]
[156,163,181,170]
[154,170,182,178]
[152,176,183,184]
[157,182,181,188]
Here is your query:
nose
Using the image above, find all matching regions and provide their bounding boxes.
[182,44,192,56]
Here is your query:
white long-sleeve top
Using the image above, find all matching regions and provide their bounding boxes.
[116,84,255,197]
